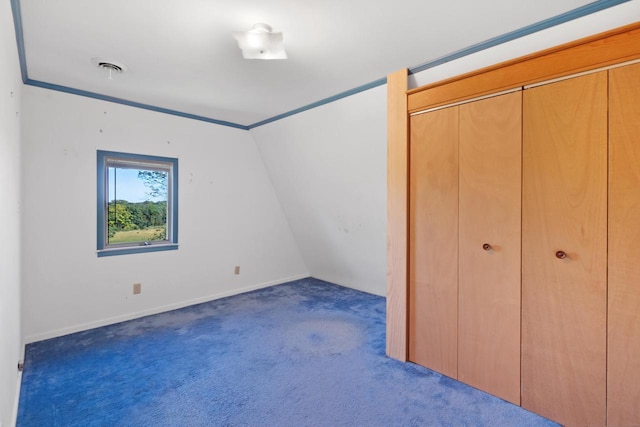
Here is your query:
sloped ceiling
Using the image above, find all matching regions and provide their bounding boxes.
[12,0,629,128]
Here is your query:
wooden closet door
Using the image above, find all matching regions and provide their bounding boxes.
[608,62,640,427]
[458,91,521,405]
[409,106,458,378]
[522,72,608,427]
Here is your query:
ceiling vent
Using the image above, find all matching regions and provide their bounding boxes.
[91,58,128,80]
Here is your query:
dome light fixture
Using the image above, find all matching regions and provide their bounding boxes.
[233,23,287,60]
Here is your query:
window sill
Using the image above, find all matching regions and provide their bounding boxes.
[97,243,178,257]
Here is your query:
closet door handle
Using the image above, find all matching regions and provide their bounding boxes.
[482,243,492,251]
[555,250,568,259]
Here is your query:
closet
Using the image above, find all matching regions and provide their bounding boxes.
[458,92,521,405]
[521,71,608,427]
[409,91,521,404]
[394,24,640,426]
[409,106,459,379]
[608,61,640,427]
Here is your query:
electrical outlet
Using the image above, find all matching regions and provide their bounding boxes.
[133,283,141,294]
[234,266,240,275]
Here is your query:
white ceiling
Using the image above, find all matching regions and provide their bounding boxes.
[15,0,613,127]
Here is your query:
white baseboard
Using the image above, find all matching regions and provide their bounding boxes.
[23,274,309,344]
[11,369,21,427]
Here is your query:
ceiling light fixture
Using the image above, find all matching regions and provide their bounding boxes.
[91,58,128,80]
[233,23,287,60]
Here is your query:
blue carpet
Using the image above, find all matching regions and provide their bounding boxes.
[17,278,559,426]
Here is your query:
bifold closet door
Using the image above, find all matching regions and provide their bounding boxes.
[522,72,608,427]
[458,91,522,405]
[608,62,640,427]
[409,106,458,379]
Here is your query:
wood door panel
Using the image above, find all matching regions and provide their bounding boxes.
[522,72,608,427]
[458,91,522,405]
[608,62,640,427]
[409,107,458,378]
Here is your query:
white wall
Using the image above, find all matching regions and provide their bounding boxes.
[251,87,388,296]
[16,0,640,343]
[21,86,307,342]
[0,1,22,425]
[250,2,640,298]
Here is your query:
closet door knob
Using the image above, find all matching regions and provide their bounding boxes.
[482,243,492,251]
[555,250,567,259]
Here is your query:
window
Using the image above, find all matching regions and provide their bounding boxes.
[97,150,178,257]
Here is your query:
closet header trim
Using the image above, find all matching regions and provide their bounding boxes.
[407,22,640,113]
